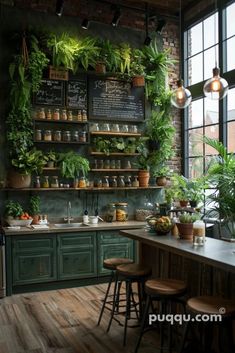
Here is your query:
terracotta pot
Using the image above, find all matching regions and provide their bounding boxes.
[156,176,167,186]
[46,161,55,168]
[132,75,145,87]
[32,215,40,225]
[179,200,189,208]
[8,170,31,188]
[138,170,150,187]
[95,62,106,74]
[176,222,193,240]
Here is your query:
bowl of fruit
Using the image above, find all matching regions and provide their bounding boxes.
[154,216,172,235]
[5,201,33,227]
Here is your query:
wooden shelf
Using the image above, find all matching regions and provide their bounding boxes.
[34,140,89,145]
[34,119,88,124]
[3,186,162,191]
[91,169,139,172]
[90,131,141,137]
[90,152,140,156]
[43,167,59,171]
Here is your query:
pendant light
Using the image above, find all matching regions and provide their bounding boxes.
[171,0,192,109]
[203,0,228,100]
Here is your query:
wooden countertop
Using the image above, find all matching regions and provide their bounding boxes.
[120,229,235,274]
[3,221,145,236]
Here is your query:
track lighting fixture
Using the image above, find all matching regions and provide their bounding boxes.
[81,18,90,30]
[111,8,121,27]
[156,18,166,33]
[144,4,151,46]
[56,0,64,17]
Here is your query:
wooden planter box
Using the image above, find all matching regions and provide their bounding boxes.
[49,66,68,81]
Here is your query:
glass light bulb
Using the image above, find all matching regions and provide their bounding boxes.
[203,67,228,100]
[171,80,192,109]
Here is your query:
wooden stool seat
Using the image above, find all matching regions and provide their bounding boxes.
[103,257,133,271]
[187,296,235,317]
[145,278,187,297]
[116,263,152,278]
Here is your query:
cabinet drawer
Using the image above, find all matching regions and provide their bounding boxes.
[58,232,96,249]
[98,231,131,244]
[13,236,55,252]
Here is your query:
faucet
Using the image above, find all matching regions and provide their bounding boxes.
[64,201,73,223]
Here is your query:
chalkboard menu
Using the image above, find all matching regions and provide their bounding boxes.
[88,77,145,121]
[67,80,87,109]
[35,80,64,106]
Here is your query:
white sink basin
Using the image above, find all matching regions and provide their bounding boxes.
[53,223,84,228]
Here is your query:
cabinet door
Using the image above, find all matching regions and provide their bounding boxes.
[58,232,97,280]
[97,231,135,276]
[12,235,57,285]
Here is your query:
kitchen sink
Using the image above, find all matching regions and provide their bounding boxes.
[53,223,84,228]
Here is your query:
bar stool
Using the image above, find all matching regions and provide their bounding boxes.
[134,278,187,353]
[180,296,235,353]
[107,263,152,346]
[97,257,133,325]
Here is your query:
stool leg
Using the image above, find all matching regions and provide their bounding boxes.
[107,272,119,332]
[115,280,122,313]
[130,284,139,320]
[134,294,151,353]
[123,279,131,346]
[97,270,115,325]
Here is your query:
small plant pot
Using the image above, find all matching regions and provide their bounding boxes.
[138,170,150,187]
[8,170,31,188]
[95,62,106,74]
[189,200,197,208]
[179,200,189,208]
[156,176,167,187]
[132,75,145,87]
[46,161,55,168]
[176,222,193,240]
[32,215,40,225]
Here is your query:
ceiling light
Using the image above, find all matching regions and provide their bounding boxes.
[81,18,90,30]
[156,18,166,33]
[171,0,192,109]
[111,8,121,27]
[56,0,64,16]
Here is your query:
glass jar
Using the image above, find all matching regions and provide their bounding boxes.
[53,109,60,120]
[94,178,102,188]
[46,109,52,120]
[135,199,154,221]
[53,130,62,142]
[68,111,73,121]
[105,203,116,222]
[110,160,116,169]
[77,110,82,121]
[132,175,139,187]
[51,176,59,188]
[118,176,125,187]
[115,160,121,169]
[82,110,87,121]
[61,109,67,121]
[100,123,110,131]
[102,176,109,188]
[120,124,128,133]
[92,160,98,169]
[193,220,206,246]
[128,125,138,133]
[79,131,87,143]
[38,107,45,119]
[35,129,42,141]
[110,176,117,188]
[110,123,119,132]
[42,176,49,188]
[104,160,110,169]
[79,176,86,188]
[63,131,71,142]
[116,202,128,221]
[125,175,132,187]
[97,160,104,169]
[90,123,99,132]
[34,176,41,188]
[72,131,79,142]
[44,130,52,141]
[123,160,132,169]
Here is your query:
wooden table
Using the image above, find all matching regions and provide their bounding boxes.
[120,229,235,299]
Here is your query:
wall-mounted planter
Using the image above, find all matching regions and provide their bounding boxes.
[132,75,145,87]
[95,62,106,74]
[49,66,68,81]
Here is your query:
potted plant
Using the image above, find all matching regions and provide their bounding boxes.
[58,151,90,183]
[124,137,138,153]
[8,148,46,188]
[170,174,189,207]
[75,37,100,71]
[44,150,57,168]
[110,138,125,153]
[186,177,205,208]
[130,48,145,87]
[94,39,120,74]
[119,43,131,78]
[5,200,24,220]
[92,137,111,155]
[29,195,41,224]
[156,166,171,186]
[136,138,150,187]
[177,213,200,240]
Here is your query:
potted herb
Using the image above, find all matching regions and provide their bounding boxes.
[75,37,100,71]
[156,166,171,186]
[124,137,138,153]
[186,177,205,208]
[94,39,120,74]
[170,174,189,207]
[58,151,90,181]
[177,213,200,240]
[111,138,125,153]
[119,43,131,78]
[130,48,145,87]
[92,137,111,155]
[136,138,150,187]
[5,200,24,219]
[44,150,57,168]
[29,195,41,224]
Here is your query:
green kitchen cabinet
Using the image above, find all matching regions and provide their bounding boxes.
[97,231,135,276]
[12,235,57,285]
[58,232,97,279]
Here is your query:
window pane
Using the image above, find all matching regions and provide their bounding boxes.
[227,121,235,152]
[188,157,204,178]
[226,37,235,71]
[205,99,219,125]
[205,125,219,154]
[189,99,203,128]
[188,53,203,85]
[189,128,203,156]
[203,45,218,80]
[188,22,203,56]
[203,13,218,49]
[227,88,235,121]
[226,2,235,38]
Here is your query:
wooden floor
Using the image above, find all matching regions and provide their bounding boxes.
[0,284,160,353]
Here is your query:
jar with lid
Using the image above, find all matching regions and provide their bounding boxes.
[72,131,79,142]
[44,130,52,141]
[135,198,154,221]
[193,220,205,246]
[110,123,119,132]
[42,176,50,188]
[35,129,42,141]
[125,175,132,187]
[100,123,110,131]
[132,176,139,187]
[79,131,87,143]
[63,131,71,142]
[105,203,116,222]
[53,130,62,142]
[51,176,59,188]
[82,110,87,121]
[53,109,60,120]
[61,109,67,120]
[118,176,125,187]
[37,107,45,119]
[94,178,102,188]
[120,124,128,133]
[79,176,86,188]
[128,125,138,133]
[34,176,41,188]
[110,176,117,188]
[97,160,104,169]
[46,109,52,120]
[68,111,73,121]
[102,176,109,188]
[116,203,128,221]
[104,160,110,169]
[77,110,82,121]
[115,160,121,169]
[110,160,116,169]
[123,160,132,169]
